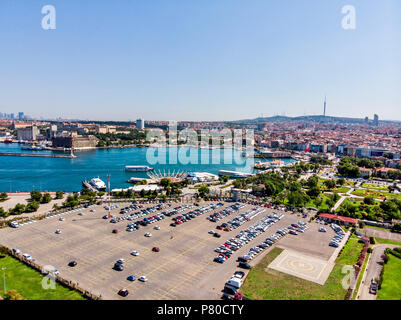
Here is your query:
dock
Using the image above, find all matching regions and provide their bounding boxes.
[0,152,76,159]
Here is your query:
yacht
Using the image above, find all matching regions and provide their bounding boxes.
[89,177,107,192]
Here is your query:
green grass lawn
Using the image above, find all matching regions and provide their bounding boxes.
[241,236,363,300]
[0,254,86,300]
[336,234,364,266]
[361,183,389,191]
[377,255,401,300]
[374,237,401,246]
[351,189,401,200]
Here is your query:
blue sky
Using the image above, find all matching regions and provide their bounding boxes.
[0,0,400,121]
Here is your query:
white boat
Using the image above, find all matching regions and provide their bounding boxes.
[124,165,153,172]
[89,177,106,191]
[21,144,43,151]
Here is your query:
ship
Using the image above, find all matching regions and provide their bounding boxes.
[3,139,13,144]
[21,144,43,151]
[82,177,107,192]
[124,165,154,172]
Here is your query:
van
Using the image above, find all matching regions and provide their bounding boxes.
[226,277,243,289]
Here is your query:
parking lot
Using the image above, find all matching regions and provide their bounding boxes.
[0,201,336,300]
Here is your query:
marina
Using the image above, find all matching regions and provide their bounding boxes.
[0,143,295,192]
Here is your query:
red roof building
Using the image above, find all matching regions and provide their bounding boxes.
[319,213,358,225]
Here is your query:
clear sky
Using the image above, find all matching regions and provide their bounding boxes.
[0,0,400,121]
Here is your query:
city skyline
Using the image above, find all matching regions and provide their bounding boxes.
[0,0,400,121]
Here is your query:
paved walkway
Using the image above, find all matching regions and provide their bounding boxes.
[356,244,399,300]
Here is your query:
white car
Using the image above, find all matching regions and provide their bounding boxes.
[55,229,62,234]
[130,251,139,256]
[117,259,125,264]
[78,212,84,216]
[90,209,95,212]
[22,253,32,260]
[12,248,21,254]
[154,226,160,230]
[59,217,65,221]
[139,276,148,282]
[208,230,215,234]
[144,233,152,237]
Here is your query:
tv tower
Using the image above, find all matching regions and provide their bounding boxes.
[323,96,327,117]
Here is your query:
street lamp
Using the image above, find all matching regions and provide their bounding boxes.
[1,267,6,295]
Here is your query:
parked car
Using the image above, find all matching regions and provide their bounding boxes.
[114,263,124,271]
[112,229,118,234]
[118,289,129,297]
[127,275,136,281]
[238,262,252,269]
[68,261,77,267]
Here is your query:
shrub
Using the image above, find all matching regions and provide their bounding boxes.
[4,290,24,300]
[367,247,373,253]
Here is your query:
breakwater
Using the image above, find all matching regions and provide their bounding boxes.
[0,152,75,159]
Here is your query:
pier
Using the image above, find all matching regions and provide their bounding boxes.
[0,152,76,159]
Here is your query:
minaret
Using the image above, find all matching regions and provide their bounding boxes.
[323,96,327,117]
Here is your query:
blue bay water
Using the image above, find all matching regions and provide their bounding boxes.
[0,143,294,192]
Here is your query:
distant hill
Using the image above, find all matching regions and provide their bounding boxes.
[233,115,400,125]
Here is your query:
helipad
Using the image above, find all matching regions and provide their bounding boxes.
[268,249,334,285]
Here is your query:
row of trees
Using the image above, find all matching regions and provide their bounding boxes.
[337,198,401,221]
[0,191,65,218]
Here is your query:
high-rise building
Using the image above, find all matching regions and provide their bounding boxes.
[136,118,145,130]
[373,114,379,126]
[18,112,24,120]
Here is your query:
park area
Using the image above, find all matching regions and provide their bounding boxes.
[0,253,86,300]
[378,253,401,300]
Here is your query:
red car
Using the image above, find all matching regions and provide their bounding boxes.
[112,229,118,234]
[152,247,160,252]
[175,221,181,225]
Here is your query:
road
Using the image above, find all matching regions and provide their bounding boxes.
[357,244,399,300]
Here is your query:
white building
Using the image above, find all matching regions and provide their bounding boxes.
[17,125,39,141]
[136,119,145,130]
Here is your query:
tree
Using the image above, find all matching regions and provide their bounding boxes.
[364,196,375,206]
[41,193,52,204]
[0,206,9,218]
[306,175,319,189]
[0,192,8,201]
[30,190,42,202]
[307,186,321,199]
[63,195,79,208]
[221,175,229,183]
[198,185,210,198]
[55,191,64,199]
[9,203,25,215]
[337,178,345,186]
[160,178,171,189]
[52,203,60,211]
[25,201,39,213]
[324,180,336,190]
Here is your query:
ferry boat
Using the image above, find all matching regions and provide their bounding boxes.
[21,144,43,151]
[82,177,107,192]
[124,165,154,172]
